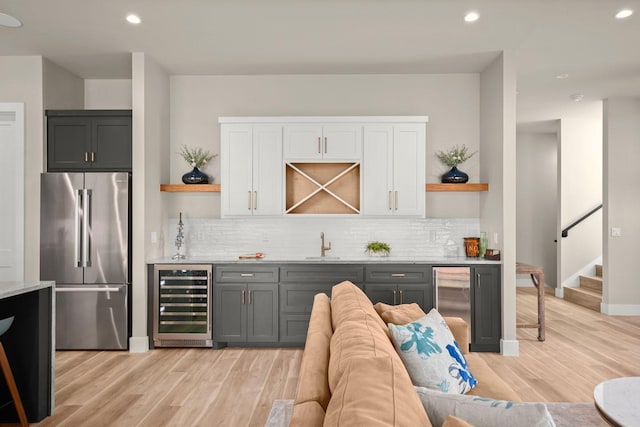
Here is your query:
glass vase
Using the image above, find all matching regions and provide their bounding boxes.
[479,231,488,258]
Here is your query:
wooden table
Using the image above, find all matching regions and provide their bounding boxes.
[516,262,545,341]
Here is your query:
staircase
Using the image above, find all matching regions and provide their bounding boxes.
[564,264,602,311]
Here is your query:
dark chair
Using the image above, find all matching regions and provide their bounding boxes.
[0,316,28,426]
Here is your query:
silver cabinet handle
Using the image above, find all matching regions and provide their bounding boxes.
[388,191,392,211]
[240,273,254,277]
[254,191,257,210]
[324,136,328,154]
[84,152,89,162]
[82,189,92,267]
[393,289,397,305]
[477,273,481,288]
[318,137,321,153]
[57,287,122,293]
[248,290,252,304]
[391,273,405,277]
[242,289,246,304]
[91,151,95,162]
[399,290,404,304]
[248,191,252,210]
[395,191,399,211]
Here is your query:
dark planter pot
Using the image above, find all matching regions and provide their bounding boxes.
[182,167,209,184]
[441,166,469,183]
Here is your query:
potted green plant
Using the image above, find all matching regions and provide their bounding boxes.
[365,241,391,257]
[435,144,476,183]
[179,145,217,184]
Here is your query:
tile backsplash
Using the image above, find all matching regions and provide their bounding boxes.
[164,217,480,259]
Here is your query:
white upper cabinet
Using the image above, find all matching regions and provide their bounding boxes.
[284,124,361,161]
[221,124,283,216]
[363,123,426,217]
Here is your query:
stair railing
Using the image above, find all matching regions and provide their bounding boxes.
[561,204,603,238]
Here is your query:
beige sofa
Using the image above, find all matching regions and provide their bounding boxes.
[290,281,520,426]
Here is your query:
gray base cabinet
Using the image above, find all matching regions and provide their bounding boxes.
[214,266,278,345]
[363,265,433,312]
[470,266,501,352]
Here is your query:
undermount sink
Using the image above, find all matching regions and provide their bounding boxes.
[305,256,341,260]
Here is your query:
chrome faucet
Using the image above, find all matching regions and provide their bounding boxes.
[320,232,332,257]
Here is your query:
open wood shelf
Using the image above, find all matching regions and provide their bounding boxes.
[160,184,220,192]
[425,183,489,192]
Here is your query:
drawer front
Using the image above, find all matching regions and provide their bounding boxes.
[364,265,430,283]
[279,264,364,284]
[214,265,279,283]
[280,283,333,313]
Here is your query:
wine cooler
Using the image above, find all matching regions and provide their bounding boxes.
[153,264,212,347]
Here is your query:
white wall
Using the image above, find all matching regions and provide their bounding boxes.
[516,131,558,288]
[558,103,603,287]
[131,53,170,351]
[85,79,132,109]
[0,57,43,281]
[602,97,640,315]
[42,58,84,110]
[479,52,518,356]
[169,74,481,219]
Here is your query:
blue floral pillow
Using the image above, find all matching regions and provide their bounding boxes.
[388,308,477,394]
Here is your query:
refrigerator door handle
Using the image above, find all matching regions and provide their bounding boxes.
[56,287,123,292]
[82,189,92,267]
[75,189,82,267]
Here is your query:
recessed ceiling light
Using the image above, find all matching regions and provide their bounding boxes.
[570,94,584,102]
[555,73,569,79]
[0,12,22,28]
[464,11,479,23]
[126,14,141,24]
[615,9,633,19]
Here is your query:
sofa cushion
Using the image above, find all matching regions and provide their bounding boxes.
[293,293,332,410]
[388,309,477,394]
[464,353,521,402]
[414,386,554,427]
[328,318,399,392]
[324,355,432,427]
[289,400,325,427]
[330,281,388,333]
[443,415,474,427]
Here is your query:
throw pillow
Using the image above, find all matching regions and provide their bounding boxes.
[415,386,556,427]
[388,308,477,394]
[374,302,427,325]
[443,415,474,427]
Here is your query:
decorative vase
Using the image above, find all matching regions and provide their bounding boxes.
[479,231,488,258]
[464,237,480,257]
[367,250,389,257]
[182,167,209,184]
[441,166,469,184]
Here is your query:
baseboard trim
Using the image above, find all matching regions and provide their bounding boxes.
[555,287,564,298]
[500,339,519,356]
[129,336,150,353]
[601,303,640,315]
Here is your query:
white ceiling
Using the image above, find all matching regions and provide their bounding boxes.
[1,0,639,124]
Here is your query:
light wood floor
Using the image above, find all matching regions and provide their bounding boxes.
[30,288,640,427]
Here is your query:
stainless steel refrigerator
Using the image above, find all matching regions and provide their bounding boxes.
[40,172,130,350]
[434,266,471,327]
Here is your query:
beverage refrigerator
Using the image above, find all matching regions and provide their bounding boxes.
[40,172,130,350]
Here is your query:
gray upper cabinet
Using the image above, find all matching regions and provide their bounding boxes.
[470,265,501,352]
[46,110,132,172]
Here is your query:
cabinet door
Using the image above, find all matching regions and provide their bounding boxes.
[247,284,278,342]
[221,125,254,216]
[279,283,333,344]
[471,266,501,351]
[322,125,361,160]
[393,124,425,216]
[215,284,246,342]
[362,125,394,216]
[91,117,132,171]
[398,284,433,312]
[283,125,322,160]
[253,125,283,215]
[47,117,92,171]
[364,284,398,305]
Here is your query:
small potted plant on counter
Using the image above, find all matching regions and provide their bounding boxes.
[180,145,217,184]
[366,241,391,257]
[435,144,476,183]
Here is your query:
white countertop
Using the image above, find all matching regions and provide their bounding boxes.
[147,256,501,265]
[0,281,54,300]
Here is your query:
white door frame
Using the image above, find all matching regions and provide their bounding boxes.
[0,103,25,281]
